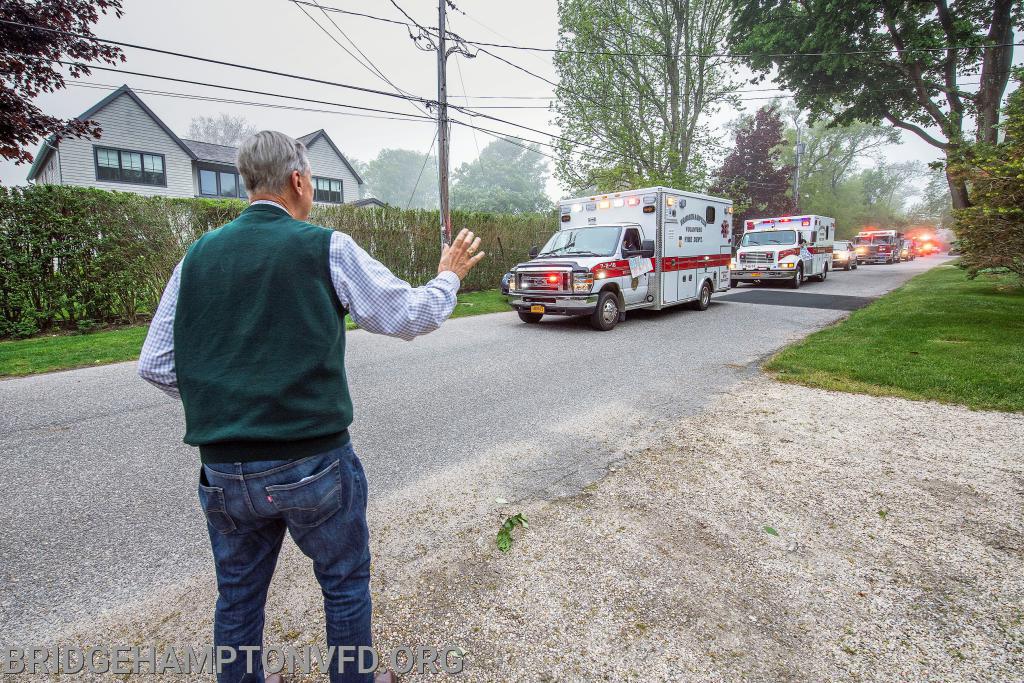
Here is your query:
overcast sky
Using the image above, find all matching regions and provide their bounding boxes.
[2,0,1020,199]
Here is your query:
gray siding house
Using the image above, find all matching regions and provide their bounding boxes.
[27,85,365,204]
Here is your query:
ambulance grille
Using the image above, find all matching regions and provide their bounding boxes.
[517,273,568,292]
[741,251,774,264]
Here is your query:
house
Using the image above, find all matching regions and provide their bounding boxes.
[26,85,365,204]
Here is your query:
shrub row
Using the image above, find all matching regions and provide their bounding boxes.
[0,185,555,338]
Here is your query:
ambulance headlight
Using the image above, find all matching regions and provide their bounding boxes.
[730,258,737,269]
[779,262,796,269]
[573,272,595,292]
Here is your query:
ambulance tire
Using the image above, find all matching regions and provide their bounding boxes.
[590,290,620,331]
[789,265,803,289]
[518,311,543,324]
[691,281,713,311]
[814,265,828,282]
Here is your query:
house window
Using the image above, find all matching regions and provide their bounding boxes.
[198,166,246,199]
[314,176,343,204]
[94,146,166,186]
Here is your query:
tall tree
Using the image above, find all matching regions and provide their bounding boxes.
[0,0,124,166]
[553,0,738,192]
[781,105,901,192]
[909,166,954,228]
[729,0,1023,208]
[949,68,1024,277]
[451,138,551,214]
[361,147,438,209]
[860,160,926,209]
[186,113,258,147]
[710,105,792,236]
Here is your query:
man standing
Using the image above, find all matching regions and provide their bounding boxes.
[138,131,484,683]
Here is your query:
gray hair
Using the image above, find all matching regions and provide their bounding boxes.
[236,131,311,195]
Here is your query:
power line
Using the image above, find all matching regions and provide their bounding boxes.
[453,37,1024,60]
[284,3,1024,60]
[0,18,436,108]
[61,80,434,123]
[453,54,481,157]
[406,129,438,210]
[293,0,430,118]
[1,50,438,121]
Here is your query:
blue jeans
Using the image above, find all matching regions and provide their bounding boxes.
[199,443,373,683]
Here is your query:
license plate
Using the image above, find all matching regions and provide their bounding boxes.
[530,305,545,314]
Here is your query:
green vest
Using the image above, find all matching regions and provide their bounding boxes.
[174,203,352,463]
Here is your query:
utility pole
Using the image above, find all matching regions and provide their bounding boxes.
[436,0,451,248]
[793,124,805,213]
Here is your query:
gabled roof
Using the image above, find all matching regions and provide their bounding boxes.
[28,84,197,181]
[351,197,387,208]
[180,139,239,166]
[297,129,364,185]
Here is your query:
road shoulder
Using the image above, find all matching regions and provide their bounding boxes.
[46,378,1024,682]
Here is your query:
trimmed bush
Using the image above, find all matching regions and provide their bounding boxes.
[0,185,554,338]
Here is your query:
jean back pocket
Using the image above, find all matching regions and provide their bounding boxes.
[265,459,344,528]
[198,468,237,535]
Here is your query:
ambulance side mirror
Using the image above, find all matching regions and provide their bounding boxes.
[529,245,539,258]
[640,240,655,258]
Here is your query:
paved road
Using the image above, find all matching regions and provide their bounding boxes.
[0,256,949,641]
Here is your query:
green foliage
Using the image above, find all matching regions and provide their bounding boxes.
[729,0,1023,207]
[710,105,792,236]
[767,265,1024,412]
[361,147,438,209]
[496,513,529,553]
[777,111,929,238]
[451,138,551,214]
[0,185,556,339]
[553,0,737,192]
[949,69,1024,279]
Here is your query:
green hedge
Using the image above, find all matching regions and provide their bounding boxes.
[0,185,554,338]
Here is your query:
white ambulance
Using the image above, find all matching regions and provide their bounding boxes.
[507,187,733,330]
[730,215,835,289]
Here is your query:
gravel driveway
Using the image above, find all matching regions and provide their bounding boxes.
[28,377,1022,682]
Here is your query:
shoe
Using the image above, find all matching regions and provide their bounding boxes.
[375,672,398,683]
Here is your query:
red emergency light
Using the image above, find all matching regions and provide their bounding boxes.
[778,217,791,223]
[626,196,641,206]
[546,274,559,283]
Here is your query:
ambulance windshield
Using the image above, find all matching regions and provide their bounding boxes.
[741,230,797,246]
[539,226,621,257]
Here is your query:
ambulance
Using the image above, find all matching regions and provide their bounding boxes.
[730,215,835,288]
[506,187,733,330]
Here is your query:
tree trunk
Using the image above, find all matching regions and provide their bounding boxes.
[975,0,1014,144]
[946,165,970,210]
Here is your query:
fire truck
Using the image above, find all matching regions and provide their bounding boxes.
[506,187,733,330]
[730,215,835,288]
[854,228,904,264]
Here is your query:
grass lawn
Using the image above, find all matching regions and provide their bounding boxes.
[0,288,511,378]
[765,263,1024,412]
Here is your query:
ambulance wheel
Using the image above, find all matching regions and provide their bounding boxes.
[815,265,828,282]
[789,265,803,289]
[691,281,713,311]
[590,291,620,331]
[518,311,543,324]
